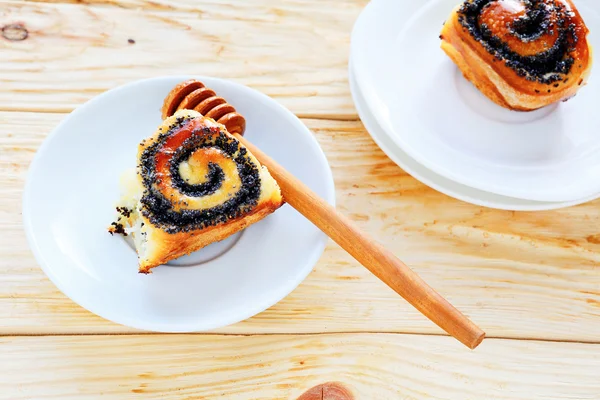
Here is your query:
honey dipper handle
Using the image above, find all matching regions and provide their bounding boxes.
[235,134,485,350]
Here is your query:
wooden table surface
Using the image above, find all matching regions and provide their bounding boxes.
[1,0,599,398]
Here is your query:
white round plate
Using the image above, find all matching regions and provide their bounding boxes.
[349,55,600,211]
[352,0,600,202]
[23,76,335,332]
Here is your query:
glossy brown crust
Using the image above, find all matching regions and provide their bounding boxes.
[161,79,246,135]
[440,0,593,111]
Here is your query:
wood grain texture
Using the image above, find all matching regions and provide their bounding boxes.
[25,0,368,11]
[1,111,599,341]
[4,1,599,396]
[0,333,598,399]
[0,0,363,118]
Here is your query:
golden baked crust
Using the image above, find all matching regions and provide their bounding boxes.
[110,110,283,273]
[440,0,593,111]
[137,199,281,273]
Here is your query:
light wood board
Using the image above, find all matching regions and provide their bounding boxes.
[1,0,366,118]
[2,0,600,397]
[1,333,598,399]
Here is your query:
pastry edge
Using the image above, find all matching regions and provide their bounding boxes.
[137,196,283,274]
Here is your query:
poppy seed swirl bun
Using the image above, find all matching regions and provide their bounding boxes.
[440,0,592,111]
[110,110,283,273]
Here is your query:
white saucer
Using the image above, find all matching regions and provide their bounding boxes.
[349,57,600,211]
[351,0,600,202]
[23,76,335,332]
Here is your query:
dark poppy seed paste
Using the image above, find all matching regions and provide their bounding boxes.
[139,117,261,234]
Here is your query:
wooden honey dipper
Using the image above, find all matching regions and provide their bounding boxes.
[162,80,246,135]
[161,80,485,349]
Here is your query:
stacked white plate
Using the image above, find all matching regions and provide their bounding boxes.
[350,0,600,211]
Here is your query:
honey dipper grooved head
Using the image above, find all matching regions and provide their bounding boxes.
[162,79,246,135]
[161,80,205,119]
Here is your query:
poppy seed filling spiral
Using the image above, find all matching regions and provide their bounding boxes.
[139,116,261,234]
[457,0,579,84]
